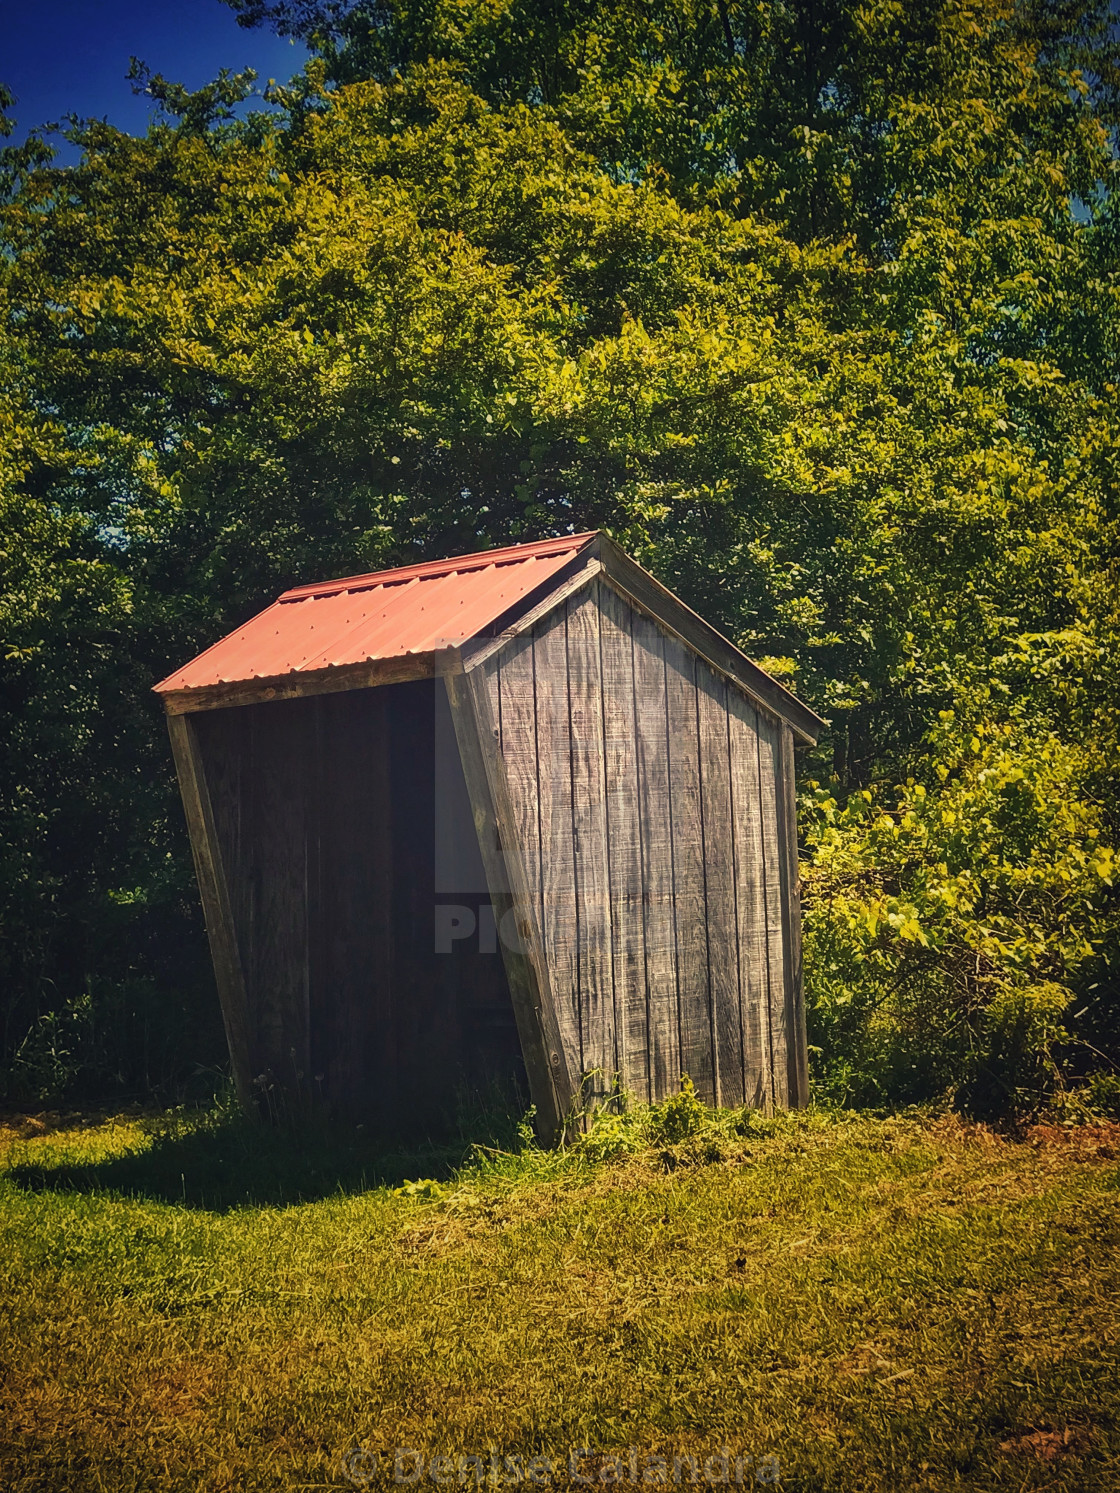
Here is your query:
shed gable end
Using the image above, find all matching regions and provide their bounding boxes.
[472,576,806,1110]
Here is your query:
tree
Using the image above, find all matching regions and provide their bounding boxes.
[1,1,1117,1109]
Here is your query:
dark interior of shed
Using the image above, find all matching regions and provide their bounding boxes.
[190,679,525,1134]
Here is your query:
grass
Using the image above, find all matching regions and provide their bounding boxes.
[0,1095,1117,1492]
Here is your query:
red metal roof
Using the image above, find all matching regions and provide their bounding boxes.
[154,533,597,694]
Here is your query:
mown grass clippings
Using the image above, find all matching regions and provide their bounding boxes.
[0,1102,1117,1491]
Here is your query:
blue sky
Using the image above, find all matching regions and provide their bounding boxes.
[1,0,308,148]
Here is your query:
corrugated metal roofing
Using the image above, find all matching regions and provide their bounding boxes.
[154,533,597,694]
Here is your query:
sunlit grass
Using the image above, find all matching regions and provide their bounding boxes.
[0,1100,1117,1491]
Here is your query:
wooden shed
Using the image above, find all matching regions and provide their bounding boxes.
[156,532,823,1139]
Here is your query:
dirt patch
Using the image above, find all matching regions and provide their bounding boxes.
[1026,1123,1120,1160]
[999,1425,1095,1461]
[0,1111,92,1140]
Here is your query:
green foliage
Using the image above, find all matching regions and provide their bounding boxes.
[567,1078,792,1165]
[1082,1071,1120,1120]
[647,1075,709,1144]
[1,0,1118,1113]
[804,716,1117,1113]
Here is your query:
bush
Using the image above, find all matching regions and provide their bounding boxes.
[803,716,1116,1119]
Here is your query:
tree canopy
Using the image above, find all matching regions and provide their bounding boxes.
[1,0,1117,1111]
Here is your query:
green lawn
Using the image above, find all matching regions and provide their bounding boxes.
[0,1101,1116,1492]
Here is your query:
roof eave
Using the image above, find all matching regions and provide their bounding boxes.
[158,651,438,715]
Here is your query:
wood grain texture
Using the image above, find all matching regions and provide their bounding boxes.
[191,707,248,975]
[171,557,811,1136]
[779,722,810,1108]
[528,607,583,1078]
[188,684,524,1133]
[388,681,450,1125]
[597,534,823,747]
[629,604,681,1101]
[727,690,772,1109]
[445,670,574,1140]
[167,712,255,1106]
[662,631,715,1104]
[161,653,436,715]
[246,702,312,1088]
[198,700,315,1099]
[597,582,648,1101]
[492,637,541,906]
[460,557,602,672]
[565,586,616,1097]
[756,707,790,1108]
[308,689,397,1125]
[696,664,743,1107]
[485,636,544,997]
[432,676,522,1092]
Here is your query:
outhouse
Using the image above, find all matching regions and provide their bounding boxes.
[156,532,823,1139]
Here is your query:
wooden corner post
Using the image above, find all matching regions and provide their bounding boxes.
[442,669,576,1144]
[166,711,256,1109]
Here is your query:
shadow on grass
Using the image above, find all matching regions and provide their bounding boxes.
[5,1089,530,1211]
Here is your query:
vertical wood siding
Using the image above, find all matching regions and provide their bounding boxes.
[191,682,523,1131]
[481,577,802,1109]
[181,579,807,1130]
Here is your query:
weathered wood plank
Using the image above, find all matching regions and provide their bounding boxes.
[309,689,397,1126]
[305,696,328,1111]
[434,668,495,896]
[480,638,539,1023]
[434,669,521,1093]
[192,707,249,977]
[756,707,789,1108]
[629,603,680,1101]
[727,690,772,1110]
[444,671,574,1141]
[565,584,616,1098]
[662,631,715,1105]
[529,607,583,1082]
[597,534,823,746]
[460,556,603,673]
[160,652,436,715]
[696,662,743,1107]
[491,636,541,908]
[167,712,255,1107]
[241,701,311,1093]
[389,680,456,1127]
[779,722,809,1108]
[194,702,312,1108]
[597,582,648,1102]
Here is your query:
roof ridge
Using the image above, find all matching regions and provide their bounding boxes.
[278,532,598,602]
